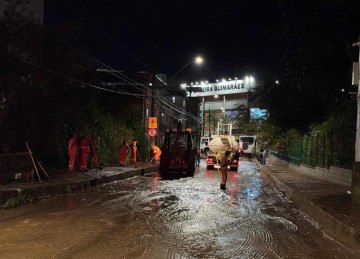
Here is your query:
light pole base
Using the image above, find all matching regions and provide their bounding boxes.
[351,162,360,201]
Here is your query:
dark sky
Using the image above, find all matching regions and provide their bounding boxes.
[46,0,282,82]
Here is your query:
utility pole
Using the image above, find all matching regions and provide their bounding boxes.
[354,39,360,161]
[149,73,156,161]
[150,73,155,117]
[202,97,205,136]
[352,37,360,200]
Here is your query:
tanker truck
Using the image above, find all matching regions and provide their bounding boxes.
[206,123,239,171]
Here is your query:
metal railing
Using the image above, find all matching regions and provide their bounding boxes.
[271,131,355,170]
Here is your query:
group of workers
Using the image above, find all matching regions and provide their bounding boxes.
[68,133,99,172]
[117,140,162,167]
[68,134,162,172]
[117,139,138,167]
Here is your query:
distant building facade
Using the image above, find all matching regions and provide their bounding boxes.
[184,78,256,137]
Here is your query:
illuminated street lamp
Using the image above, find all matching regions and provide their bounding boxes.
[170,56,204,78]
[194,56,204,64]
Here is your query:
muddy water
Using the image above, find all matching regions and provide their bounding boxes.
[0,159,357,258]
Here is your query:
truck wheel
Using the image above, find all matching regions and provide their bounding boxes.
[159,157,168,177]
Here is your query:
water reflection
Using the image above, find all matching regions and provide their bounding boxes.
[229,173,239,207]
[150,173,160,192]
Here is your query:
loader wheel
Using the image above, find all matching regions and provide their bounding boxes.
[159,157,168,177]
[187,160,195,177]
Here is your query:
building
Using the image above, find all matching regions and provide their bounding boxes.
[0,0,44,25]
[183,77,257,137]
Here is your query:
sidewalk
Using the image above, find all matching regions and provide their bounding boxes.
[258,155,360,252]
[0,162,159,205]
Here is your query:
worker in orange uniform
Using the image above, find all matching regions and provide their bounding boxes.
[151,144,161,164]
[68,133,78,172]
[130,139,137,168]
[89,134,99,169]
[78,135,90,171]
[219,150,231,190]
[118,140,130,167]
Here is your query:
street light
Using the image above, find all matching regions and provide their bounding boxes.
[245,76,255,89]
[170,56,204,78]
[194,56,204,65]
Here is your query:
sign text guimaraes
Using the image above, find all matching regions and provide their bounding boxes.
[189,79,248,97]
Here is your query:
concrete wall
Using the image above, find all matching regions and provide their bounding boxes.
[271,155,352,186]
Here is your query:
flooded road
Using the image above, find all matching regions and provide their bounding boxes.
[0,159,358,258]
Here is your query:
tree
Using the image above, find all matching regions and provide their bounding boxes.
[254,0,360,132]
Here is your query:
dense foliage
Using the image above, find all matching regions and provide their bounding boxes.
[0,7,147,169]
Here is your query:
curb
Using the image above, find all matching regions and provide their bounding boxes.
[258,162,360,252]
[0,165,159,205]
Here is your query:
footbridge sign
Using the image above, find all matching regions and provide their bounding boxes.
[189,79,248,97]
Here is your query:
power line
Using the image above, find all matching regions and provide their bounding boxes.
[68,45,199,120]
[0,49,143,98]
[1,3,200,121]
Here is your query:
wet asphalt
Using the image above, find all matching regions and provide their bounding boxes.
[0,158,358,258]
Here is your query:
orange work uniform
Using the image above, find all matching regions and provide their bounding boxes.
[78,136,90,171]
[118,143,130,166]
[130,141,137,165]
[152,145,161,162]
[219,152,230,190]
[68,134,78,172]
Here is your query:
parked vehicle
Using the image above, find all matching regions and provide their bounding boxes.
[200,136,212,155]
[238,135,256,157]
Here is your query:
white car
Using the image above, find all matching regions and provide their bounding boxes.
[238,135,256,157]
[200,137,212,155]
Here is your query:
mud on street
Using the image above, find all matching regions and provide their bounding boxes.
[0,159,358,258]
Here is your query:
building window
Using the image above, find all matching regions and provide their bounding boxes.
[172,96,175,103]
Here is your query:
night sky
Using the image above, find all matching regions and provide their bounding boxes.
[45,1,283,82]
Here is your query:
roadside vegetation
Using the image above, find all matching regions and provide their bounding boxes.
[0,6,149,169]
[2,193,35,209]
[238,1,359,169]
